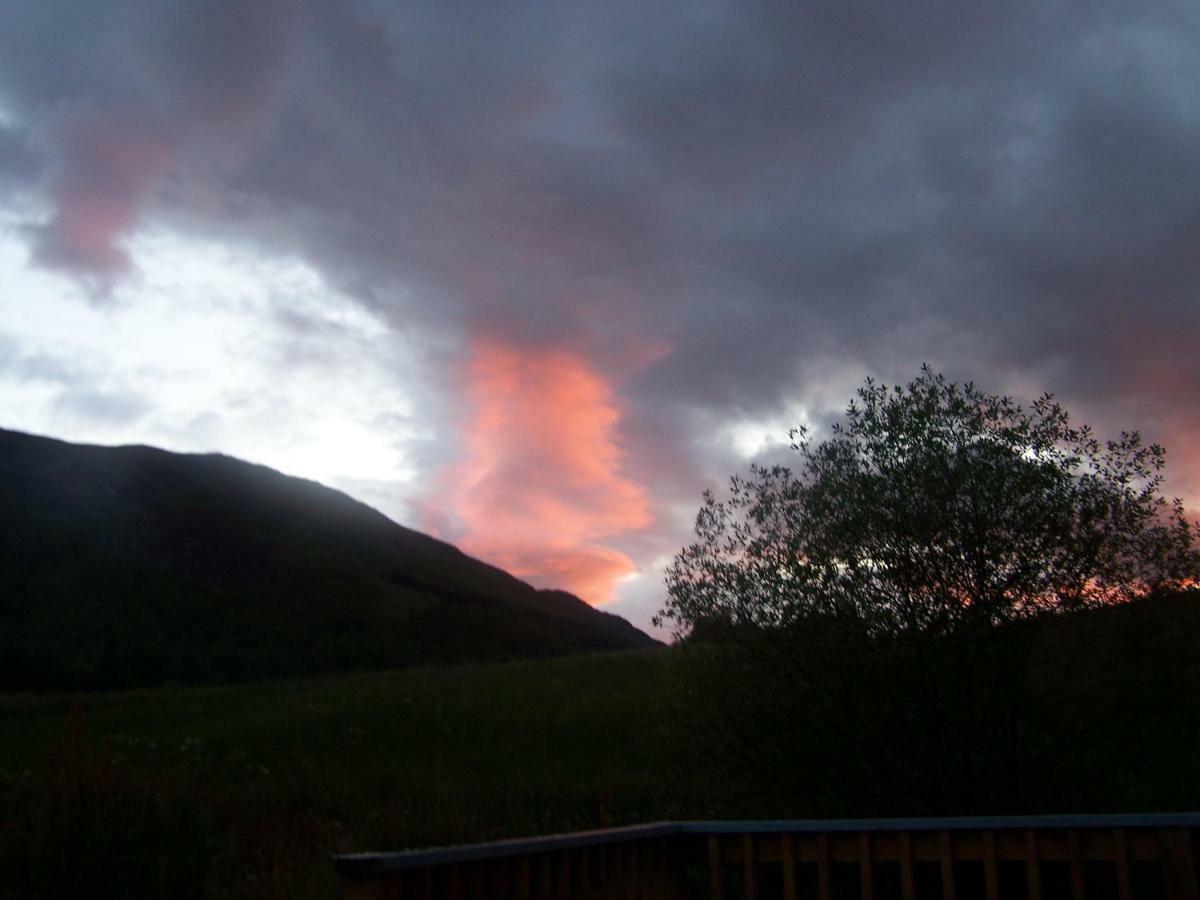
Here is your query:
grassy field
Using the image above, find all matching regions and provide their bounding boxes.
[0,648,675,899]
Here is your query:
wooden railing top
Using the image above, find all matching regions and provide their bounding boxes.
[685,812,1200,834]
[336,823,681,875]
[334,812,1200,875]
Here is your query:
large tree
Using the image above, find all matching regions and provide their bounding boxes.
[658,368,1197,637]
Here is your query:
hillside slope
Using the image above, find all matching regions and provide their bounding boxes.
[0,427,657,690]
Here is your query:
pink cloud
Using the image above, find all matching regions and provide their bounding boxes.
[34,114,172,276]
[430,338,653,604]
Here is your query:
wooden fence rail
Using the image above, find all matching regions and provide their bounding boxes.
[335,814,1200,900]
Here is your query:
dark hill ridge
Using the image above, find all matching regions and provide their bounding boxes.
[0,427,657,690]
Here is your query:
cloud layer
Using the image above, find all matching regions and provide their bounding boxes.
[2,0,1199,626]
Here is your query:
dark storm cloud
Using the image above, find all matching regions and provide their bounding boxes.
[0,0,291,275]
[2,0,1199,518]
[0,124,38,185]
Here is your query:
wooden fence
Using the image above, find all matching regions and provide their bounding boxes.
[335,814,1199,900]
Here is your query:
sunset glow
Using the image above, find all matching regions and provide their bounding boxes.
[432,339,653,605]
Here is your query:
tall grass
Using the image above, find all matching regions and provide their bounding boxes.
[0,649,673,899]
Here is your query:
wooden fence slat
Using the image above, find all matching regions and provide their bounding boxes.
[494,858,510,900]
[1160,828,1198,900]
[983,830,999,900]
[657,840,667,900]
[558,850,572,900]
[1068,829,1085,900]
[344,877,386,900]
[542,854,554,900]
[644,839,659,900]
[743,834,758,900]
[1113,829,1132,900]
[665,838,681,900]
[859,832,875,900]
[667,838,680,900]
[709,834,724,900]
[472,862,486,900]
[446,865,461,900]
[818,833,833,900]
[528,854,542,900]
[777,830,796,900]
[627,842,639,900]
[579,848,592,900]
[1024,829,1041,900]
[899,830,915,900]
[939,830,956,900]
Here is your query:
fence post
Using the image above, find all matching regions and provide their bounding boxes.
[708,834,723,900]
[1160,828,1198,900]
[1068,829,1085,900]
[939,830,956,900]
[743,835,758,900]
[1113,829,1132,900]
[1023,829,1040,900]
[818,833,833,900]
[782,833,798,900]
[344,877,387,900]
[899,831,915,900]
[858,832,875,900]
[983,830,998,900]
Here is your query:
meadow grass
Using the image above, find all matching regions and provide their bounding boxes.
[0,648,675,899]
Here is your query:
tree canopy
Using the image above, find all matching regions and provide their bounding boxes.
[658,368,1197,637]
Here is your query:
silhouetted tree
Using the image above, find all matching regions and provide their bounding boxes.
[658,367,1197,638]
[657,368,1199,816]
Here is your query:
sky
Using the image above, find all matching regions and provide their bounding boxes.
[1,1,1198,634]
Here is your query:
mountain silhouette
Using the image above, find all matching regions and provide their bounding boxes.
[0,427,657,690]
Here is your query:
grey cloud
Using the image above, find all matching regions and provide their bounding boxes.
[53,388,150,425]
[3,1,1200,536]
[0,0,294,277]
[0,334,151,424]
[0,125,39,184]
[0,334,86,385]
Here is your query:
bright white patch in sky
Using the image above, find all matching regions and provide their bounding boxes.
[727,404,815,460]
[0,215,427,523]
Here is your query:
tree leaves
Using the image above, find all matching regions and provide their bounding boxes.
[657,367,1198,637]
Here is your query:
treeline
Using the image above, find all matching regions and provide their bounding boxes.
[664,589,1200,819]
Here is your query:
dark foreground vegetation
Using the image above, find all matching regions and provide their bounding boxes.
[0,649,672,899]
[667,589,1200,821]
[2,593,1197,899]
[0,427,654,692]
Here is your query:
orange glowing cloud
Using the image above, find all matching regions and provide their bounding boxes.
[433,339,653,604]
